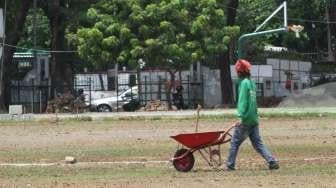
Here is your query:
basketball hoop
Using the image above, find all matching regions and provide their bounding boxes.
[288,25,304,38]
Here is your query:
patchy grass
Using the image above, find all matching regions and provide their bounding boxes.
[0,142,176,163]
[259,112,336,119]
[1,140,335,164]
[0,116,335,187]
[0,166,170,181]
[1,163,335,184]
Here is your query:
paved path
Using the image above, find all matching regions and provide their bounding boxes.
[1,107,336,121]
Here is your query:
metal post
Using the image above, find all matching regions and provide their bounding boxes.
[115,63,118,112]
[284,1,287,28]
[201,74,204,106]
[150,72,152,101]
[116,76,119,112]
[254,2,286,32]
[73,75,76,91]
[39,89,42,113]
[158,76,161,100]
[144,76,147,104]
[326,1,335,62]
[187,75,190,108]
[237,1,288,59]
[0,0,7,96]
[33,0,37,83]
[258,65,261,98]
[279,59,281,86]
[89,77,92,106]
[137,71,142,105]
[237,28,287,59]
[298,61,301,90]
[33,0,37,49]
[17,80,20,104]
[31,79,34,113]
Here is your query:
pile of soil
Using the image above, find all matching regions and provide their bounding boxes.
[279,82,336,107]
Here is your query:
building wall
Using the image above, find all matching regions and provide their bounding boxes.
[201,64,273,107]
[230,64,273,99]
[74,73,108,91]
[201,66,222,108]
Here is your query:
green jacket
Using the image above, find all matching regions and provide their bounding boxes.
[237,78,258,127]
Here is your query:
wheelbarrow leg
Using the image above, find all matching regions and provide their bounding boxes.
[198,149,213,166]
[210,146,213,164]
[218,145,222,166]
[198,146,223,168]
[210,145,222,166]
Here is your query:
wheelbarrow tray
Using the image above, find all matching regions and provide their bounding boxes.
[171,131,225,149]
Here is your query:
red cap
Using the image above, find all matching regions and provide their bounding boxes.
[235,59,251,73]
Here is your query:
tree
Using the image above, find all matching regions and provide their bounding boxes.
[219,0,239,106]
[330,0,336,62]
[0,0,97,111]
[36,0,97,93]
[285,0,327,52]
[17,8,50,50]
[70,0,239,107]
[0,0,33,111]
[68,0,142,69]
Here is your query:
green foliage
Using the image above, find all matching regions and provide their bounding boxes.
[17,8,50,50]
[68,0,240,69]
[69,0,138,67]
[284,0,327,51]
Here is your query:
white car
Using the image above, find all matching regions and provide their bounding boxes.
[90,86,139,112]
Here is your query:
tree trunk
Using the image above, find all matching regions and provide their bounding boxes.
[0,0,33,112]
[219,0,239,107]
[49,0,72,94]
[226,0,239,26]
[329,1,336,63]
[48,0,61,93]
[219,51,235,106]
[167,69,176,110]
[39,0,70,96]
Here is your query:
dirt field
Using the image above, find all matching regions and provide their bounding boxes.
[0,116,336,187]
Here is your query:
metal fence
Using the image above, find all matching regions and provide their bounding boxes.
[10,81,50,113]
[136,75,203,109]
[10,71,204,113]
[10,81,92,113]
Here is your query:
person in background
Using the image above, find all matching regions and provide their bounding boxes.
[173,85,184,109]
[226,59,279,171]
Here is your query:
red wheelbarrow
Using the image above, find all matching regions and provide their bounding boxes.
[170,105,235,172]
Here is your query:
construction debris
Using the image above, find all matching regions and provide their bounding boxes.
[138,100,177,111]
[64,156,77,164]
[46,91,88,113]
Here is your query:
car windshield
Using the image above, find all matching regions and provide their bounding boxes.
[120,87,138,98]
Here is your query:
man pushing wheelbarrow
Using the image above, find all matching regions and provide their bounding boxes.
[170,59,279,172]
[226,59,279,171]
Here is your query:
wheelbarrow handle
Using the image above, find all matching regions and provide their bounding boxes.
[195,104,202,132]
[218,124,236,142]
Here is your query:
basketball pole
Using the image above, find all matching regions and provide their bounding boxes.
[237,1,289,59]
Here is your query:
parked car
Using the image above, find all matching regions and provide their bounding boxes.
[90,86,139,112]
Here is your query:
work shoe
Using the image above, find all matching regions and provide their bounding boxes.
[269,161,279,170]
[224,166,235,171]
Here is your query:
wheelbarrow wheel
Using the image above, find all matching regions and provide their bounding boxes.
[173,148,194,172]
